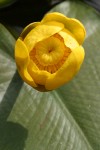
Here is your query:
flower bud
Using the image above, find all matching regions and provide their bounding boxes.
[15,12,86,91]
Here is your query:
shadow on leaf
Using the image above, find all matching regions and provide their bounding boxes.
[0,71,28,150]
[0,122,27,150]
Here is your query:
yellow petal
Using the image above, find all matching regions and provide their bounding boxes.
[59,28,79,49]
[20,22,40,39]
[28,60,50,86]
[15,38,37,87]
[42,12,86,44]
[45,46,85,90]
[24,21,64,52]
[72,46,85,72]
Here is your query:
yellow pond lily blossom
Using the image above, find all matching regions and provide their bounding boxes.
[15,12,86,91]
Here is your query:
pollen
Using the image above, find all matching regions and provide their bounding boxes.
[30,33,71,74]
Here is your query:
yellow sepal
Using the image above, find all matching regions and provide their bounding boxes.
[24,21,64,52]
[42,12,86,45]
[45,46,85,90]
[15,38,37,87]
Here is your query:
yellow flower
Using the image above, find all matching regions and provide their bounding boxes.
[15,12,86,91]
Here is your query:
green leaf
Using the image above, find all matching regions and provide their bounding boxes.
[0,0,100,150]
[0,0,17,9]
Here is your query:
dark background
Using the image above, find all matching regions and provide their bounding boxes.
[0,0,100,29]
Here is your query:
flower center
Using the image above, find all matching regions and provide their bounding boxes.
[30,34,71,74]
